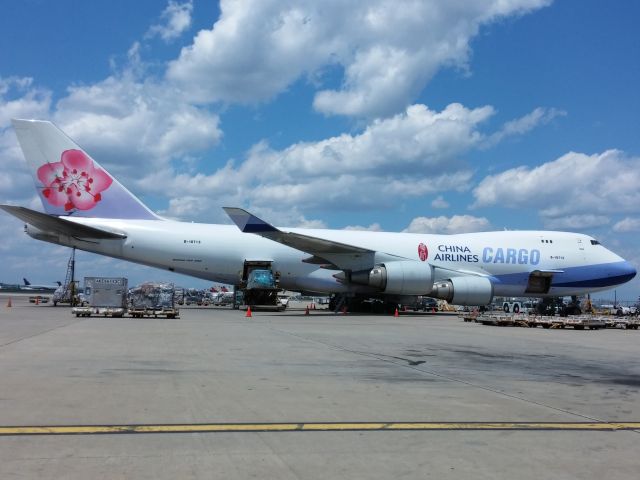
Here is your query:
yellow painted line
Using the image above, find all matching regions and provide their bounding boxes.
[386,422,640,431]
[0,422,639,436]
[301,423,388,431]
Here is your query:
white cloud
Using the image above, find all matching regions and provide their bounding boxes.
[344,223,383,231]
[613,217,640,233]
[0,70,221,206]
[54,73,222,171]
[158,195,211,220]
[167,0,551,117]
[147,1,194,42]
[543,215,610,230]
[246,103,493,176]
[0,77,51,128]
[0,77,52,200]
[404,215,490,234]
[472,151,640,225]
[1,2,558,225]
[139,100,562,221]
[484,107,566,147]
[431,195,449,209]
[138,102,496,218]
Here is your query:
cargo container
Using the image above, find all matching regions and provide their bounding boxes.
[71,277,127,317]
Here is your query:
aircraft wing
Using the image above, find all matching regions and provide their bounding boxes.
[224,207,497,279]
[223,207,377,270]
[0,205,127,240]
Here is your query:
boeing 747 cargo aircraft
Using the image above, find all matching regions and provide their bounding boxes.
[1,120,635,308]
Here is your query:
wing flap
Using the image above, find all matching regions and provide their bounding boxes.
[0,205,127,239]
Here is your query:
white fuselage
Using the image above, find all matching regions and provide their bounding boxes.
[27,217,633,299]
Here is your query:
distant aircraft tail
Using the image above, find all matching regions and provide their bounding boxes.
[12,119,159,220]
[23,278,30,286]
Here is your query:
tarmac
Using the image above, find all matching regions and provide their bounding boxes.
[1,293,639,479]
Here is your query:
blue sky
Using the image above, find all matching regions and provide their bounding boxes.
[1,0,638,301]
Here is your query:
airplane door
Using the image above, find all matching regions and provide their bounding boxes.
[525,271,553,294]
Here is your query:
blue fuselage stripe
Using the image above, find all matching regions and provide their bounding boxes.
[492,261,636,289]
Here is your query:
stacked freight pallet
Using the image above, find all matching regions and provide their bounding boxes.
[128,282,179,318]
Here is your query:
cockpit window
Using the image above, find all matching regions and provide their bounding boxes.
[590,239,600,245]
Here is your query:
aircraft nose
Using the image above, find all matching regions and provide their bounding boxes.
[616,261,637,283]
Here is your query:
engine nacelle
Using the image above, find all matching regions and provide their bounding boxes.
[429,276,494,306]
[351,261,434,295]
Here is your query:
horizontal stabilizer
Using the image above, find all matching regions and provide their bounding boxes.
[0,205,126,239]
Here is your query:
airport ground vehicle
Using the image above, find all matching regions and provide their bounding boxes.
[413,297,439,311]
[503,301,522,313]
[52,281,80,306]
[28,295,49,304]
[239,266,285,311]
[277,295,290,308]
[71,277,127,317]
[502,301,537,314]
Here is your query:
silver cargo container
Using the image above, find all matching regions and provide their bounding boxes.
[85,277,128,307]
[72,277,128,317]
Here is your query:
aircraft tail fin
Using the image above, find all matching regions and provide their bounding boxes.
[23,278,30,286]
[12,119,159,220]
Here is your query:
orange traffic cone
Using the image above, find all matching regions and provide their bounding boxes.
[394,308,399,317]
[245,307,252,318]
[305,306,310,315]
[6,297,12,308]
[341,306,347,314]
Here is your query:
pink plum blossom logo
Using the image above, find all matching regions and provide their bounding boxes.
[418,243,428,261]
[37,150,112,212]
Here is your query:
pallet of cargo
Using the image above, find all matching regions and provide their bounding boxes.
[473,314,613,330]
[477,314,515,326]
[511,313,533,327]
[72,306,125,318]
[128,282,178,318]
[605,317,640,329]
[523,317,559,329]
[128,307,179,319]
[459,312,479,322]
[562,316,606,330]
[469,310,640,331]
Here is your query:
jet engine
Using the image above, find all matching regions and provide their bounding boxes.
[350,261,434,295]
[429,276,494,306]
